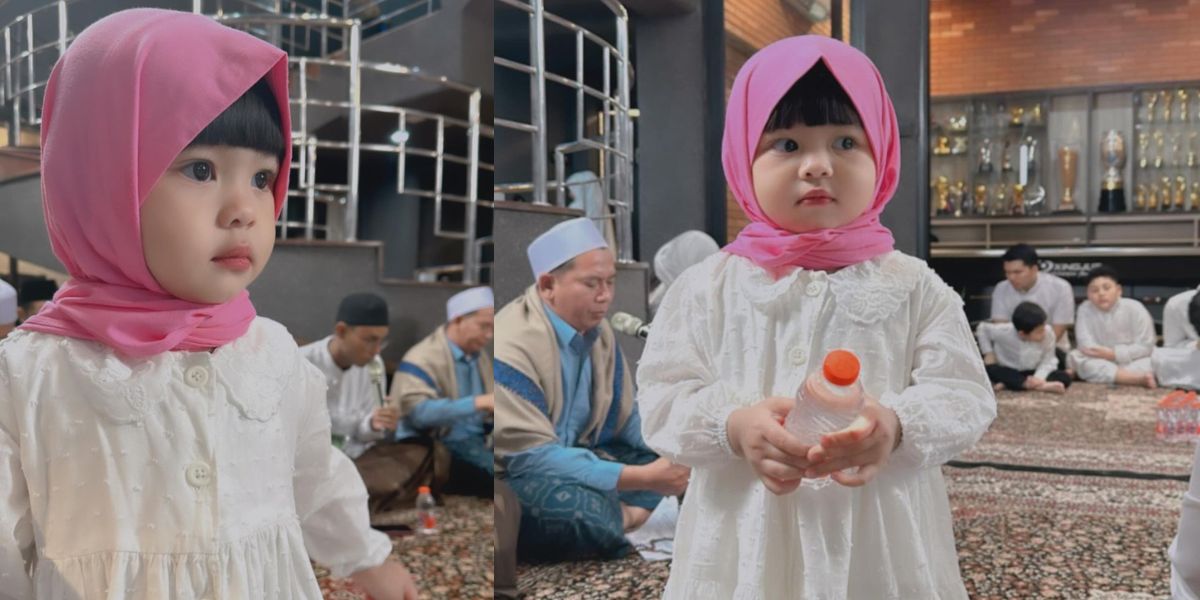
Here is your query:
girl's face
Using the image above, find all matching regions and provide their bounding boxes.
[751,122,876,233]
[1086,276,1123,312]
[140,145,279,304]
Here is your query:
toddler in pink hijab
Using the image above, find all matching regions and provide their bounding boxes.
[0,9,416,598]
[636,36,995,598]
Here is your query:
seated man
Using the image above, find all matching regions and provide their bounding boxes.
[991,243,1076,358]
[392,286,495,498]
[300,292,446,513]
[17,278,58,323]
[0,280,15,340]
[977,301,1071,394]
[1163,284,1200,349]
[495,217,690,562]
[1068,266,1157,388]
[1153,294,1200,390]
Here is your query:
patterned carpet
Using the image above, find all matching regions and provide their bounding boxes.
[515,383,1194,599]
[315,495,495,599]
[958,383,1195,476]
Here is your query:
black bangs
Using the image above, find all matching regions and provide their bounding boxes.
[763,60,862,132]
[187,78,285,161]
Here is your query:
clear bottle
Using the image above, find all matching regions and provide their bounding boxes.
[415,485,438,535]
[784,349,865,487]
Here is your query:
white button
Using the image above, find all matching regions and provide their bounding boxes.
[790,348,807,366]
[184,366,209,388]
[185,462,213,488]
[805,281,825,297]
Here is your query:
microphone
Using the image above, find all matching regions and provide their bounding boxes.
[610,311,651,340]
[366,355,388,407]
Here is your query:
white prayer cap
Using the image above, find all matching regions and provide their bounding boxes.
[0,280,15,325]
[527,217,609,277]
[447,286,494,321]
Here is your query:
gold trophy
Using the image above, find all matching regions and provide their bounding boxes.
[1162,177,1173,211]
[934,136,951,155]
[1191,182,1200,211]
[974,184,989,215]
[1135,184,1147,211]
[1056,145,1080,212]
[1010,106,1025,126]
[1146,91,1159,124]
[1138,133,1150,170]
[953,180,966,217]
[1098,130,1127,212]
[1161,90,1173,122]
[994,183,1009,216]
[1148,183,1160,211]
[1176,176,1188,211]
[1179,89,1190,122]
[933,176,951,215]
[1012,183,1026,215]
[1154,131,1165,169]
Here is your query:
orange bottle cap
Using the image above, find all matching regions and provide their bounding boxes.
[418,486,431,494]
[822,349,861,387]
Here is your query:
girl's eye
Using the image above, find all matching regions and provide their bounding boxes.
[771,138,799,153]
[184,161,213,182]
[254,172,271,190]
[836,136,856,150]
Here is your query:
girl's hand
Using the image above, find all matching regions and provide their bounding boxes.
[350,559,419,600]
[726,397,814,495]
[804,400,901,487]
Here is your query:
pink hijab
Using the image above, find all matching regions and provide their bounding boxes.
[20,9,292,358]
[722,36,900,272]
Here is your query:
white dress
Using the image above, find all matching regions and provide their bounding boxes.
[0,318,391,599]
[1068,298,1156,383]
[637,251,996,600]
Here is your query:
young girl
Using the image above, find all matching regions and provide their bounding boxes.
[0,10,416,598]
[1068,265,1157,388]
[637,36,996,598]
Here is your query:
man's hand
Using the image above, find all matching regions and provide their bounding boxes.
[371,406,400,432]
[618,458,690,496]
[474,393,495,413]
[726,397,814,495]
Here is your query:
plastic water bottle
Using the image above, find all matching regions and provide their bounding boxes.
[784,350,865,490]
[1157,390,1199,442]
[415,486,438,535]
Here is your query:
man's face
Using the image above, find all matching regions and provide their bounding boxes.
[452,308,495,355]
[336,324,390,366]
[540,248,617,332]
[1003,260,1038,292]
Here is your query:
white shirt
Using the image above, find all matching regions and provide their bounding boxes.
[1074,298,1156,366]
[299,336,389,459]
[1163,286,1200,349]
[975,322,1058,380]
[0,318,391,599]
[990,272,1076,351]
[637,251,996,600]
[1171,442,1200,599]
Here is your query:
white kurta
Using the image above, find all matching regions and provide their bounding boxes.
[1068,298,1156,383]
[0,318,391,599]
[1171,442,1200,599]
[975,322,1058,379]
[637,251,996,600]
[1162,287,1200,349]
[298,336,388,459]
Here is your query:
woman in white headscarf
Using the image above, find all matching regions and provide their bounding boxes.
[648,230,720,315]
[566,170,617,249]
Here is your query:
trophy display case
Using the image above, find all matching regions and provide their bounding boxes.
[930,83,1200,253]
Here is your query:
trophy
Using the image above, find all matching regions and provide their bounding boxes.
[1161,90,1172,123]
[952,180,966,217]
[1146,91,1159,124]
[974,184,989,214]
[978,138,994,174]
[1010,106,1025,127]
[993,183,1009,216]
[934,136,951,155]
[1138,133,1150,170]
[1176,176,1188,211]
[1179,90,1190,122]
[933,176,952,215]
[1154,131,1165,169]
[1135,184,1147,211]
[1191,182,1200,211]
[1162,177,1173,211]
[1148,183,1160,211]
[1056,145,1080,212]
[1098,130,1127,212]
[1002,139,1013,173]
[1012,183,1026,215]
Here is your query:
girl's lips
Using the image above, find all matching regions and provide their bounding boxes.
[213,256,252,271]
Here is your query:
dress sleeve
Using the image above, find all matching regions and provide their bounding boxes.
[878,276,998,470]
[292,361,392,579]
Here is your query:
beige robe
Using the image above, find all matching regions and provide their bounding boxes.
[493,285,635,475]
[390,325,494,435]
